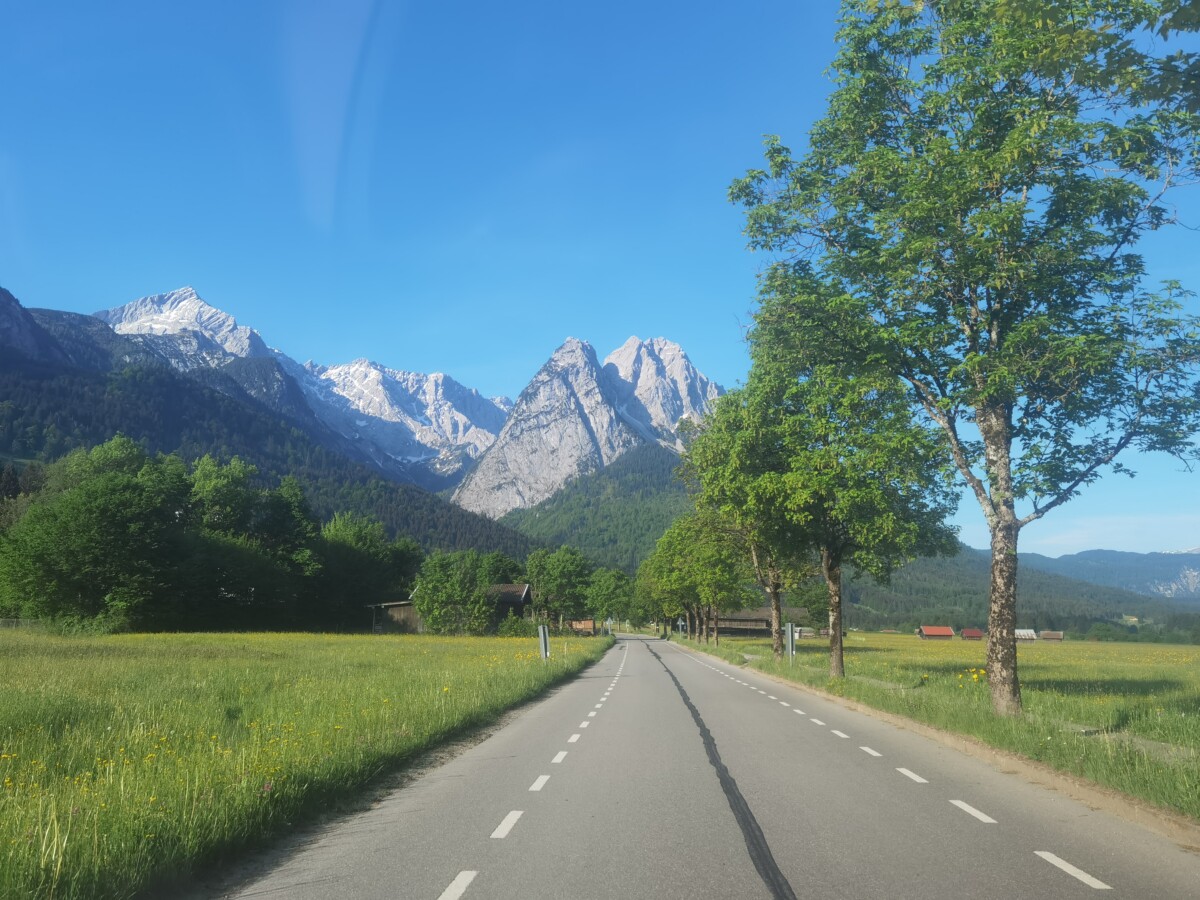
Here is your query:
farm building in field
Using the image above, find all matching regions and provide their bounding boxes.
[368,583,533,634]
[368,600,422,634]
[918,625,955,640]
[1015,628,1038,641]
[1039,631,1064,642]
[960,628,985,640]
[717,606,812,636]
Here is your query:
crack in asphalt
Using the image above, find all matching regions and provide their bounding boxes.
[647,643,797,900]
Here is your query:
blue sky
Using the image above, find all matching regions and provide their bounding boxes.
[2,1,1198,555]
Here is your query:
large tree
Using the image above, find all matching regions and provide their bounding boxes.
[681,391,818,658]
[732,0,1200,712]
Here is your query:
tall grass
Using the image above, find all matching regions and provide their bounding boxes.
[0,631,612,899]
[681,633,1200,821]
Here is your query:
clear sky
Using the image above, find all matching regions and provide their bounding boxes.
[2,1,1198,555]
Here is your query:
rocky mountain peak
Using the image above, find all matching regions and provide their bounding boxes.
[603,335,723,448]
[0,286,68,364]
[94,287,271,360]
[452,335,722,519]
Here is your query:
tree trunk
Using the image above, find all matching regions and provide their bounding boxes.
[768,576,784,660]
[986,517,1022,715]
[822,549,844,678]
[977,401,1023,716]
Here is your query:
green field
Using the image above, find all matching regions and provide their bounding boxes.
[681,632,1200,822]
[0,631,612,900]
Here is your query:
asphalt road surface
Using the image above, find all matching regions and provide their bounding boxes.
[213,636,1200,899]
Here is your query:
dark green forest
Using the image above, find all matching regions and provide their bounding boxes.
[501,443,691,574]
[0,356,538,558]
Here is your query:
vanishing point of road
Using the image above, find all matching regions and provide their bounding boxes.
[211,636,1200,899]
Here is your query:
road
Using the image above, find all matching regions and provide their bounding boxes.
[214,636,1200,899]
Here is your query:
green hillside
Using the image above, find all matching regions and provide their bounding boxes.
[0,356,539,558]
[502,443,690,572]
[845,545,1188,634]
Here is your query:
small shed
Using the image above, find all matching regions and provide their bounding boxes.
[918,625,956,640]
[1015,628,1038,642]
[717,606,811,635]
[1039,630,1064,642]
[488,583,532,619]
[367,600,422,634]
[960,628,985,641]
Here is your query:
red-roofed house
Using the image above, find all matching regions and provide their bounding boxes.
[960,628,984,641]
[918,625,955,640]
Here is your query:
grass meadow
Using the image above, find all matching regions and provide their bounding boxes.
[0,631,612,900]
[681,632,1200,822]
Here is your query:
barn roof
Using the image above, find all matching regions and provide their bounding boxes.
[919,625,956,637]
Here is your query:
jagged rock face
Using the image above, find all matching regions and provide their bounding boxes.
[453,337,720,519]
[603,336,723,448]
[0,287,69,364]
[94,287,272,359]
[299,359,510,477]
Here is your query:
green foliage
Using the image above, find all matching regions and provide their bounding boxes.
[526,545,595,623]
[637,511,758,631]
[412,550,504,635]
[732,0,1200,709]
[0,357,539,558]
[502,444,690,573]
[0,437,422,631]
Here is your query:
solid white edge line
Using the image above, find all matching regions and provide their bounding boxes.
[437,870,478,900]
[897,767,928,783]
[568,734,580,743]
[949,800,997,823]
[552,751,567,764]
[490,810,523,839]
[529,775,550,791]
[1035,852,1112,889]
[860,746,882,757]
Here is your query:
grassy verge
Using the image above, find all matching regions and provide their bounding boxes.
[677,632,1199,822]
[0,631,612,899]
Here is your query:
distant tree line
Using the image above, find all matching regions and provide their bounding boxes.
[0,357,538,558]
[0,437,423,632]
[0,436,634,636]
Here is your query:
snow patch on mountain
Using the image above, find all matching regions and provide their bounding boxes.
[94,287,271,359]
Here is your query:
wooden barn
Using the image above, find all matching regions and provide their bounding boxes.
[1039,630,1065,642]
[960,628,985,641]
[1015,628,1038,642]
[918,625,955,640]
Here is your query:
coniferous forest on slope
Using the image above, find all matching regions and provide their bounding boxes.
[501,443,691,574]
[0,356,538,559]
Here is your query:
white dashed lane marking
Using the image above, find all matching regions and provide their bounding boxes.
[490,811,523,839]
[861,747,881,757]
[1035,852,1112,890]
[529,775,549,792]
[437,871,477,900]
[552,751,567,764]
[950,800,996,823]
[568,734,580,743]
[897,768,928,784]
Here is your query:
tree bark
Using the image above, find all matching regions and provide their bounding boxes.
[767,576,784,660]
[977,401,1023,716]
[986,517,1022,716]
[822,549,845,678]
